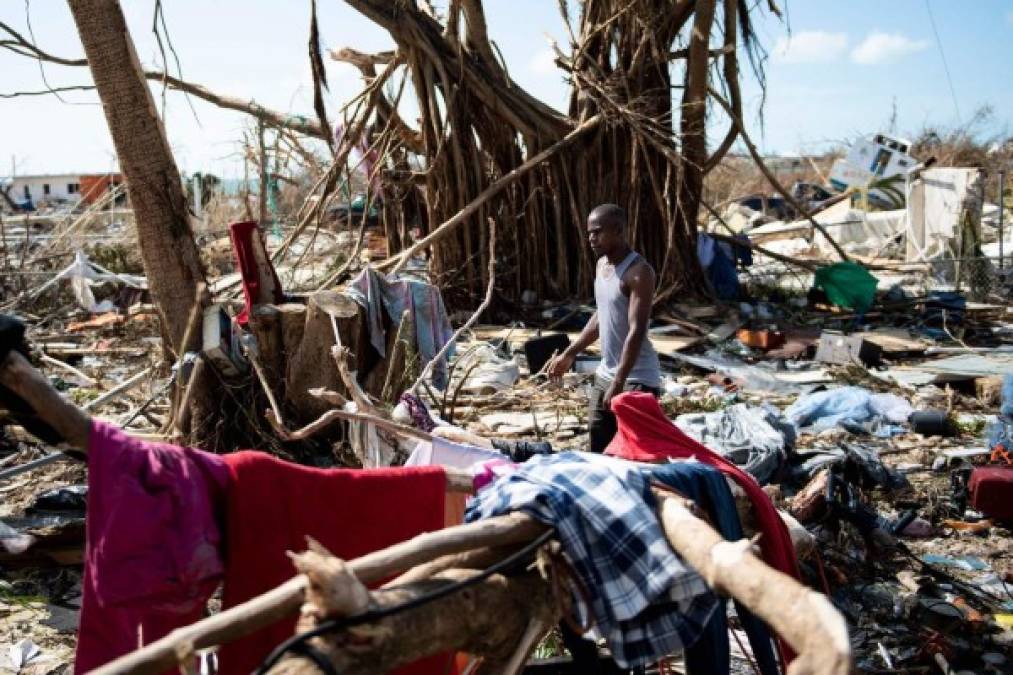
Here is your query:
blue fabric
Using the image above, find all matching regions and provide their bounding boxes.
[465,452,719,668]
[649,461,781,675]
[344,267,455,389]
[784,386,912,438]
[708,246,740,300]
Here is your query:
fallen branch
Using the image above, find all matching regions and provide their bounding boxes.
[707,87,851,263]
[409,217,497,393]
[82,367,152,412]
[654,491,850,675]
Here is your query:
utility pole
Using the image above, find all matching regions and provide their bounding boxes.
[258,119,267,227]
[999,170,1006,270]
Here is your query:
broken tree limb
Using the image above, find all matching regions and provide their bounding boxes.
[267,569,555,675]
[706,87,851,263]
[38,353,97,386]
[0,351,91,452]
[382,115,603,274]
[699,198,819,272]
[654,491,850,675]
[90,512,547,675]
[409,218,497,393]
[82,367,152,412]
[0,20,327,139]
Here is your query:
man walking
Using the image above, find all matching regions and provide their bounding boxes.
[547,203,661,453]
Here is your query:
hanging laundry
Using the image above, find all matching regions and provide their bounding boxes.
[604,391,801,665]
[345,267,455,389]
[75,421,230,674]
[75,427,453,675]
[465,452,719,669]
[217,451,450,675]
[230,220,285,326]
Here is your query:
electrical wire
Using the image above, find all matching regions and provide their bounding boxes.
[924,0,962,125]
[254,528,556,674]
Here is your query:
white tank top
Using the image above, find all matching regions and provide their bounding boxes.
[594,251,661,387]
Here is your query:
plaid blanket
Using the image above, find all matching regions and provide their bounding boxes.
[465,452,718,668]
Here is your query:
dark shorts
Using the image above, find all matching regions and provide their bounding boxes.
[587,374,660,453]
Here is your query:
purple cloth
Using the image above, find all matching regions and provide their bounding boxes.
[399,392,437,432]
[75,421,230,673]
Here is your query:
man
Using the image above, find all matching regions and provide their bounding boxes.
[548,204,661,453]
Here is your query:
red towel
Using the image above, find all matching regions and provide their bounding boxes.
[217,451,451,675]
[605,391,801,665]
[229,220,284,326]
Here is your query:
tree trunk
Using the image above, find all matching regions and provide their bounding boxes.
[66,0,208,353]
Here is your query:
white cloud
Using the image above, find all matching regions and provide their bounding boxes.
[771,31,848,64]
[850,32,929,65]
[528,48,559,75]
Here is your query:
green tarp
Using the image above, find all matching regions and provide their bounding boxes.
[813,262,878,313]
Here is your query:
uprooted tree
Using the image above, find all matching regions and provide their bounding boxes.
[6,0,776,307]
[334,0,772,306]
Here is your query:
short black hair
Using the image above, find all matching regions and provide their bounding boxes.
[588,203,626,230]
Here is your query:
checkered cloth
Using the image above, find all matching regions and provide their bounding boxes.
[465,452,719,668]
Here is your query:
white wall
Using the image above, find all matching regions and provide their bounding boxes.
[8,175,81,203]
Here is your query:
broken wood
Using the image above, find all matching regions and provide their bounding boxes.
[655,491,850,675]
[285,292,364,421]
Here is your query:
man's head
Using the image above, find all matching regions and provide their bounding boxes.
[587,203,627,258]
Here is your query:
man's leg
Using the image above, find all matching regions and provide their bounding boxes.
[587,376,618,453]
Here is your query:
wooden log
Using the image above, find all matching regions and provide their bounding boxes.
[654,492,850,675]
[278,303,308,364]
[249,305,285,403]
[267,570,554,675]
[285,292,365,421]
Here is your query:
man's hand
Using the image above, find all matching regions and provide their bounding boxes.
[545,351,575,383]
[602,378,623,410]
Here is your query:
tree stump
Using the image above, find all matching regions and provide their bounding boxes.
[285,292,368,421]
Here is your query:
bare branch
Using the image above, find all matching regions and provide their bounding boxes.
[0,19,326,139]
[0,85,94,98]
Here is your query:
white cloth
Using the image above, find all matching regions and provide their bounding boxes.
[405,437,505,469]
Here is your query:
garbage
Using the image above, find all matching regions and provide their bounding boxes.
[812,262,879,314]
[814,332,882,367]
[28,485,87,513]
[523,334,570,375]
[674,403,793,484]
[909,410,957,437]
[967,465,1013,522]
[785,386,913,437]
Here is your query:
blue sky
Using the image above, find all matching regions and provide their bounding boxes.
[1,1,1010,178]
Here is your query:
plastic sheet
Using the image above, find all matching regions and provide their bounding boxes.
[675,403,793,484]
[785,386,913,437]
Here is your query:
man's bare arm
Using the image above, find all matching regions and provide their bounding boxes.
[0,351,91,452]
[546,311,598,380]
[610,263,655,390]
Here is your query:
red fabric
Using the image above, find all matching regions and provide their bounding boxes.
[75,421,230,674]
[217,451,451,675]
[604,391,801,664]
[969,465,1013,521]
[230,220,284,326]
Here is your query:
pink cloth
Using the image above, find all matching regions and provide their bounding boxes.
[75,421,229,673]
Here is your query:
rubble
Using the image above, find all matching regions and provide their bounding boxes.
[2,2,1013,673]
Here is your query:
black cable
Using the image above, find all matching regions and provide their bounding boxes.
[254,528,556,674]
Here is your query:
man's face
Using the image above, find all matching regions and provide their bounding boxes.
[587,218,618,257]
